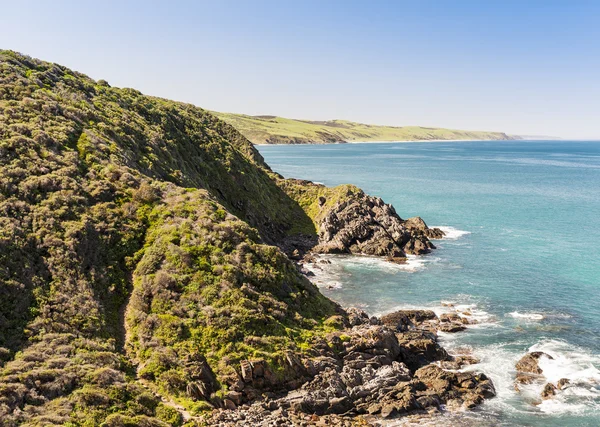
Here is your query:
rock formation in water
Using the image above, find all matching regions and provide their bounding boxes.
[279,180,445,262]
[515,351,553,385]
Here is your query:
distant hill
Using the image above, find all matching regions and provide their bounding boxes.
[213,112,515,144]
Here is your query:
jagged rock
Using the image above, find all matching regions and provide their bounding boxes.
[202,321,495,425]
[557,378,570,390]
[381,402,397,418]
[240,360,253,383]
[397,331,448,371]
[403,217,445,240]
[439,313,461,323]
[380,311,412,332]
[515,352,553,384]
[313,192,437,258]
[367,403,381,414]
[440,354,480,370]
[438,323,467,333]
[402,310,438,325]
[344,325,402,362]
[346,307,371,327]
[381,309,438,332]
[413,365,495,411]
[417,394,441,409]
[542,383,557,399]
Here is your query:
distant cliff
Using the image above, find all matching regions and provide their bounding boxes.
[213,112,515,144]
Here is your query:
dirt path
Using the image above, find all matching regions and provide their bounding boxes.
[137,377,193,422]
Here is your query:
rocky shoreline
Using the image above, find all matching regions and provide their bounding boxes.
[281,183,446,263]
[201,305,496,426]
[197,188,499,426]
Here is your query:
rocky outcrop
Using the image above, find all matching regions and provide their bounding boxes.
[403,216,446,240]
[202,308,493,425]
[539,378,569,401]
[381,309,437,332]
[541,383,557,399]
[515,351,553,385]
[381,309,471,336]
[313,193,444,260]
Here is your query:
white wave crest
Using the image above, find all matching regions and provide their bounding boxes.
[530,339,600,414]
[507,311,545,321]
[433,226,471,240]
[303,253,436,291]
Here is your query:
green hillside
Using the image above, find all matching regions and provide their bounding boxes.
[0,50,495,427]
[213,112,515,144]
[0,50,343,426]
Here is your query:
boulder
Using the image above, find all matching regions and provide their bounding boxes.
[515,352,553,384]
[380,311,412,332]
[438,323,466,333]
[381,309,438,332]
[439,313,461,323]
[403,217,445,240]
[223,398,237,410]
[413,365,495,410]
[397,331,448,371]
[346,307,371,327]
[240,360,253,383]
[440,354,479,370]
[541,383,557,399]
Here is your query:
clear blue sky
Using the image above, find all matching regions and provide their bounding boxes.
[1,0,599,138]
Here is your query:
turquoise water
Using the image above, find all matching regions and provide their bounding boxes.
[258,141,600,426]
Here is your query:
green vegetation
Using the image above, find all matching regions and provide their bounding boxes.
[213,112,515,144]
[0,50,345,426]
[280,180,365,232]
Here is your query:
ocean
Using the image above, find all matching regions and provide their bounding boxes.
[257,140,600,426]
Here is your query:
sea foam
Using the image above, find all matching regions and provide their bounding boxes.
[507,311,545,321]
[531,340,600,414]
[433,226,471,240]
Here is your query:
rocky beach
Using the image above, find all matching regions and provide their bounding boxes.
[199,195,499,426]
[202,306,496,426]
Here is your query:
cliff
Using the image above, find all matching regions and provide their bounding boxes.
[213,112,515,145]
[0,51,491,426]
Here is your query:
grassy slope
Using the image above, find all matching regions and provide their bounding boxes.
[213,112,514,144]
[0,50,343,426]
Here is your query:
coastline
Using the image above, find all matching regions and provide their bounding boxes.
[205,257,498,426]
[253,139,600,147]
[253,138,519,146]
[204,218,498,425]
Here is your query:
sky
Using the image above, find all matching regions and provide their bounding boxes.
[1,0,599,139]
